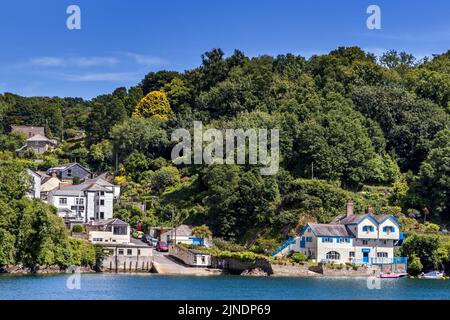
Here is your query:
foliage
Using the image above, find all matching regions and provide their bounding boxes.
[71,225,84,233]
[291,252,308,263]
[134,91,174,120]
[192,225,213,240]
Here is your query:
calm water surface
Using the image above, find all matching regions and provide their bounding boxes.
[0,273,449,300]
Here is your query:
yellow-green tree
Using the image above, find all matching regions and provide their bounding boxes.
[134,90,173,120]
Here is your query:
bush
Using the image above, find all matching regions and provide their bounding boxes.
[408,255,423,276]
[212,238,245,252]
[72,225,84,233]
[291,252,308,263]
[422,222,440,233]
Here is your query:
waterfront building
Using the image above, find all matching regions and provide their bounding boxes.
[274,202,407,268]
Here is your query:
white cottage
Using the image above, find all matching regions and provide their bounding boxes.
[277,202,406,267]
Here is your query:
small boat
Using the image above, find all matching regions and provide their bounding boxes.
[379,273,407,278]
[421,271,444,279]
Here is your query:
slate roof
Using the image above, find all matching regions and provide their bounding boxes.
[308,223,352,237]
[161,224,193,237]
[338,214,397,225]
[47,162,91,173]
[48,181,112,196]
[91,218,129,227]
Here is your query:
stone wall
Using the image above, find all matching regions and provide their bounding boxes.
[102,255,152,272]
[211,257,273,275]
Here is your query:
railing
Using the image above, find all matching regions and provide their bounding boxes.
[272,237,296,256]
[350,257,408,265]
[394,232,405,246]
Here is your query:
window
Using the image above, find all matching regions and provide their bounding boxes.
[362,239,368,245]
[100,200,105,206]
[59,198,67,205]
[349,251,355,258]
[306,237,313,242]
[377,252,388,258]
[383,226,395,234]
[201,256,206,263]
[76,198,84,205]
[338,238,350,243]
[322,237,333,243]
[326,251,340,260]
[67,169,72,177]
[100,212,104,219]
[118,249,124,255]
[113,226,127,235]
[362,226,374,232]
[100,191,105,196]
[137,249,141,256]
[127,249,132,256]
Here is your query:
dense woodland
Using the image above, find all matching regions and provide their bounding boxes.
[0,47,449,269]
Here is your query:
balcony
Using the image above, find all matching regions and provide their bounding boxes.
[350,257,408,265]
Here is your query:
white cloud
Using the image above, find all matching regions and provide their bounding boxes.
[123,53,166,67]
[51,71,141,82]
[29,56,119,68]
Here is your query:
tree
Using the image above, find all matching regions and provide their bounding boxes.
[134,91,173,121]
[140,71,179,95]
[401,234,442,272]
[192,225,213,241]
[352,86,449,171]
[409,129,450,219]
[85,96,127,146]
[110,117,169,160]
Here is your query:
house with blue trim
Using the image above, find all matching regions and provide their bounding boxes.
[275,202,406,267]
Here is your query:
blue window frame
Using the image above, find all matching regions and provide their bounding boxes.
[322,237,333,243]
[306,237,312,242]
[363,226,374,232]
[383,226,395,233]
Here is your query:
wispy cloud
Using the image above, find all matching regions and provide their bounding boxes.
[29,56,119,68]
[122,53,166,67]
[50,71,141,82]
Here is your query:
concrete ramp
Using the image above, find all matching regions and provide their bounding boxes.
[151,254,223,276]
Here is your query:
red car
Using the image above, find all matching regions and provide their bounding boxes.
[156,241,169,252]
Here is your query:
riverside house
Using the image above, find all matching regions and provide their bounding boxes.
[274,202,407,268]
[86,218,153,272]
[47,178,117,228]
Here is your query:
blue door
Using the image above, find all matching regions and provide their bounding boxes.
[362,249,370,264]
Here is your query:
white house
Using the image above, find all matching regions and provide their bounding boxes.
[26,169,41,199]
[87,218,131,244]
[47,178,117,227]
[86,218,153,272]
[277,202,406,267]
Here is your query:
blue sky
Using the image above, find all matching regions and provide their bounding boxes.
[0,0,449,99]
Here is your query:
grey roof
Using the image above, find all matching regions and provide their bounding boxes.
[47,162,91,173]
[308,223,352,237]
[27,134,51,142]
[338,214,396,225]
[338,214,371,225]
[48,181,112,196]
[160,224,193,237]
[84,177,114,187]
[91,218,129,227]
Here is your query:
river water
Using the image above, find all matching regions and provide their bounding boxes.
[0,273,449,300]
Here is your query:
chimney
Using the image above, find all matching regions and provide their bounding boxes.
[346,201,354,217]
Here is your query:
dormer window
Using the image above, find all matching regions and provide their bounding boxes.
[383,226,395,234]
[362,226,374,233]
